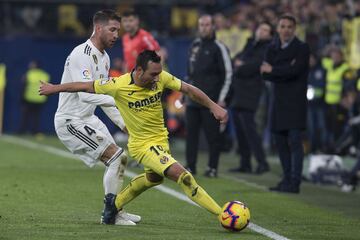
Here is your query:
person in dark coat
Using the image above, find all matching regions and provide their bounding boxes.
[229,22,273,174]
[261,15,310,193]
[185,14,232,178]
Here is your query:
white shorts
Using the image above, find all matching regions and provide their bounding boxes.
[54,115,115,167]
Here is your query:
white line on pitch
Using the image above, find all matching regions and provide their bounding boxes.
[0,135,290,240]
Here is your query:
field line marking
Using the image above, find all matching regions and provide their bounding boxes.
[0,135,290,240]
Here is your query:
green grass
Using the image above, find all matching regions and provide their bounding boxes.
[0,135,359,240]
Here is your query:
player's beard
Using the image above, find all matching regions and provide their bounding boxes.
[108,41,114,48]
[106,38,116,48]
[142,80,153,89]
[100,34,115,49]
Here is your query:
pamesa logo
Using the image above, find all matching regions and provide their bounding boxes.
[128,92,162,109]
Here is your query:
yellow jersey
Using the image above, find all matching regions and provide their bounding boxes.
[94,70,182,151]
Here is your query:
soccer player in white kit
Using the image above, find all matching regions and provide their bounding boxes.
[54,9,140,225]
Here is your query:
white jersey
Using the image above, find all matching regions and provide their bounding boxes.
[56,39,115,119]
[53,39,124,167]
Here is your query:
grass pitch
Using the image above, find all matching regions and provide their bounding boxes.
[0,135,359,240]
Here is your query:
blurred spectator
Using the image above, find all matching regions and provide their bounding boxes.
[109,57,125,77]
[215,11,252,58]
[307,53,327,153]
[58,4,85,36]
[214,12,230,32]
[228,22,273,174]
[261,15,310,193]
[185,14,232,178]
[171,6,198,36]
[322,47,349,150]
[121,9,160,72]
[19,60,50,134]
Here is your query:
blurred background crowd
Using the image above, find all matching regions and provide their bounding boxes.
[2,0,360,49]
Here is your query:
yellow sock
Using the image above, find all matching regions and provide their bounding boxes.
[177,171,221,215]
[115,173,163,209]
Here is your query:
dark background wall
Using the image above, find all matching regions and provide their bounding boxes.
[1,36,191,133]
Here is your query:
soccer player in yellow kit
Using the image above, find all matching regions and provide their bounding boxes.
[39,50,228,224]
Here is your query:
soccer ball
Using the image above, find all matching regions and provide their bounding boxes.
[219,201,250,231]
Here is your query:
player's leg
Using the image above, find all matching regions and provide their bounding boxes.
[94,119,127,195]
[87,117,141,224]
[101,143,126,194]
[91,120,141,224]
[100,143,142,225]
[113,143,171,211]
[126,142,221,215]
[114,171,163,210]
[54,118,139,225]
[165,162,222,215]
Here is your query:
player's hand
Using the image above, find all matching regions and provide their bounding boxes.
[39,81,56,96]
[210,103,228,124]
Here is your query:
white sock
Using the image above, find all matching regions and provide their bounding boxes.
[103,149,127,194]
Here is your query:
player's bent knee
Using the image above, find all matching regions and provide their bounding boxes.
[145,173,163,187]
[164,162,187,182]
[103,146,125,167]
[101,143,120,162]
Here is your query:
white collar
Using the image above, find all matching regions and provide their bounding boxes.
[281,36,295,49]
[87,39,106,56]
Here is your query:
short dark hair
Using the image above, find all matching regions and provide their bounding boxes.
[259,21,274,36]
[93,9,121,25]
[122,9,138,18]
[136,50,161,71]
[278,14,297,26]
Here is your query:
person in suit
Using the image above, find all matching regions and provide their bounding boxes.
[261,15,310,193]
[229,22,273,174]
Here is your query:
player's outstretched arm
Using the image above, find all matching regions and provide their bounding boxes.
[180,81,228,124]
[39,81,95,96]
